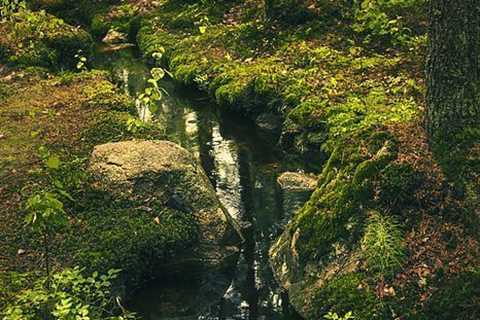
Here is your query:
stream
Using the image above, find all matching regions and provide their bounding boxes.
[94,47,305,320]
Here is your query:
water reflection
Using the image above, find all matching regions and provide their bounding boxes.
[93,47,303,320]
[140,83,296,320]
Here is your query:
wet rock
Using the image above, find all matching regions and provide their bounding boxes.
[99,43,135,53]
[102,29,129,44]
[277,172,317,219]
[255,112,283,134]
[89,140,242,279]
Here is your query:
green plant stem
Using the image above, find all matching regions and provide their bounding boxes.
[44,231,50,290]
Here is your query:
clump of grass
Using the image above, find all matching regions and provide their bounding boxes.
[361,211,405,277]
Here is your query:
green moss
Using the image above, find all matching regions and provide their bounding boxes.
[376,163,421,211]
[82,111,166,146]
[68,191,199,288]
[306,274,380,320]
[293,131,397,262]
[424,270,480,320]
[0,10,93,69]
[32,0,113,26]
[91,4,142,39]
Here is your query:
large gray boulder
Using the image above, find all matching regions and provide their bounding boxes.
[89,140,242,278]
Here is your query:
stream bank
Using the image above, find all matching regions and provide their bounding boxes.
[93,46,308,319]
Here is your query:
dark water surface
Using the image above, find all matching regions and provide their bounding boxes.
[94,47,303,320]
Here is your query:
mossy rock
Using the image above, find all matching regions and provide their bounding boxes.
[85,140,242,287]
[91,4,142,40]
[30,0,119,25]
[0,10,93,69]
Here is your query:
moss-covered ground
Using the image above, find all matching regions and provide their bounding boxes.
[0,9,194,310]
[1,0,479,318]
[116,0,478,318]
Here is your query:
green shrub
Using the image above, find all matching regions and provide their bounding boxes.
[352,0,427,46]
[2,268,137,320]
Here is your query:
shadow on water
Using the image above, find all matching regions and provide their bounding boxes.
[93,46,303,320]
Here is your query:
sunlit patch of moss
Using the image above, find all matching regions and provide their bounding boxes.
[306,273,380,320]
[91,3,142,39]
[0,10,93,69]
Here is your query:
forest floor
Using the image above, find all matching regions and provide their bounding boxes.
[1,0,479,319]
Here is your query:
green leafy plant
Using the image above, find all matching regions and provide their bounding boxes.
[135,63,167,120]
[126,115,148,133]
[74,50,88,72]
[324,311,355,320]
[361,211,406,276]
[37,146,75,202]
[2,267,137,320]
[352,0,426,46]
[25,191,67,287]
[24,148,82,286]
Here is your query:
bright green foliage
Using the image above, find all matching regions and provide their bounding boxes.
[0,10,93,68]
[361,211,405,276]
[136,66,166,114]
[25,192,67,234]
[0,0,26,19]
[324,311,355,320]
[352,0,427,46]
[2,268,137,320]
[307,274,379,319]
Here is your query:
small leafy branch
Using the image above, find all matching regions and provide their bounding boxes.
[24,147,79,287]
[136,67,166,114]
[25,191,67,288]
[134,50,168,123]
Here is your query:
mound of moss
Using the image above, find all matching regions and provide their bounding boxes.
[0,10,92,69]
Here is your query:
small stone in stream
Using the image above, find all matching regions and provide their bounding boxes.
[239,221,253,230]
[100,43,135,53]
[277,171,317,192]
[102,29,128,44]
[277,172,317,220]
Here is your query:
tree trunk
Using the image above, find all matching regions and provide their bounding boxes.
[426,0,480,140]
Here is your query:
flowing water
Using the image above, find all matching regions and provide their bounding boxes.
[94,47,305,320]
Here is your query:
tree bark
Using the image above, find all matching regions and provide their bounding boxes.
[426,0,480,140]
